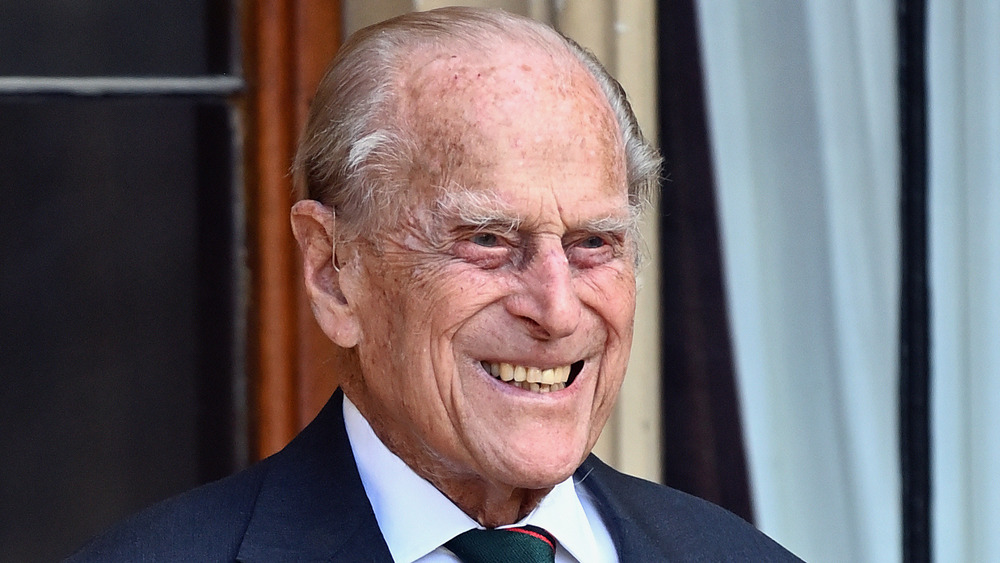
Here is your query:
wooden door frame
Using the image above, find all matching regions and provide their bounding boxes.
[243,0,343,459]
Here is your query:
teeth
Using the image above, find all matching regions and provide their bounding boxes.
[513,365,527,382]
[526,367,541,383]
[504,380,566,393]
[500,363,514,381]
[540,368,555,384]
[484,362,572,393]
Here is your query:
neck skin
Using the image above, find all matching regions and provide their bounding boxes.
[432,475,551,528]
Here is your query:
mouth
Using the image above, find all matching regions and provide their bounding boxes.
[480,360,585,393]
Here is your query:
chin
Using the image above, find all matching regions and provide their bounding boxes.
[513,467,579,490]
[484,437,592,490]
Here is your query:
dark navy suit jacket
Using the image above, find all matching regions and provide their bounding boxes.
[67,390,801,562]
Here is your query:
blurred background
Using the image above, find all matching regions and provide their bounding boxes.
[0,1,996,562]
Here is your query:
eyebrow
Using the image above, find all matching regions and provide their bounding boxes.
[578,213,634,235]
[433,186,522,232]
[432,183,635,235]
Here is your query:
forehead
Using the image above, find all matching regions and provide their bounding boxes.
[396,40,627,212]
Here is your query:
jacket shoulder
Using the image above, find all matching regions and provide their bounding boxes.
[578,456,802,561]
[64,461,270,562]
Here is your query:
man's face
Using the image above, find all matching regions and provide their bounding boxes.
[340,45,635,492]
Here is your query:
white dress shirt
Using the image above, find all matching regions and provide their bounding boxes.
[343,397,619,563]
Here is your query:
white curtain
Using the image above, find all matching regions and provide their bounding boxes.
[695,2,900,561]
[929,1,1000,562]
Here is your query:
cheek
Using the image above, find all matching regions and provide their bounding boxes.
[580,267,637,335]
[411,266,511,333]
[357,259,507,364]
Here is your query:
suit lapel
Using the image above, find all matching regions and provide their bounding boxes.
[236,390,393,562]
[574,455,658,560]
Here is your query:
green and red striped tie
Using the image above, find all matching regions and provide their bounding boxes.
[445,525,557,563]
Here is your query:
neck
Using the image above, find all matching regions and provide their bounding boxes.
[431,475,552,528]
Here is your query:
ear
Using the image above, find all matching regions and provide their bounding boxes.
[290,200,361,348]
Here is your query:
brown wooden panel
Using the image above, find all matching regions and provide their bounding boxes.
[292,0,344,429]
[243,0,342,460]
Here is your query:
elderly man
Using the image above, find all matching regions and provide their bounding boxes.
[69,7,799,562]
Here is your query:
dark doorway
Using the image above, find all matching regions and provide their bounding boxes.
[0,2,245,561]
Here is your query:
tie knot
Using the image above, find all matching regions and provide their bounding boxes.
[446,525,557,563]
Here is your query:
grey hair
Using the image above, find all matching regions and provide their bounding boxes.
[292,6,662,240]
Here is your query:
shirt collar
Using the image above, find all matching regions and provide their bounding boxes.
[343,396,603,563]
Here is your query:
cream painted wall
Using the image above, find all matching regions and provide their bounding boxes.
[342,0,661,483]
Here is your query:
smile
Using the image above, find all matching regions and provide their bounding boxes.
[480,361,584,393]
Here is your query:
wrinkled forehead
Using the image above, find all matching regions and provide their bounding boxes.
[401,40,590,112]
[395,40,626,194]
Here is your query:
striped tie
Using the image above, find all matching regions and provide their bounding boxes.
[445,525,557,563]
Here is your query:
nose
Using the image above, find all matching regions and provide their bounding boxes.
[505,241,582,340]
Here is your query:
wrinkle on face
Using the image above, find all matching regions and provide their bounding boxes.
[339,38,635,526]
[398,45,626,201]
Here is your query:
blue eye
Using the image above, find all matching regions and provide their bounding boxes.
[470,232,500,247]
[580,236,606,249]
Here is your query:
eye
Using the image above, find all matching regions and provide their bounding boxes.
[452,230,515,269]
[565,231,624,268]
[470,232,501,247]
[579,235,607,249]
